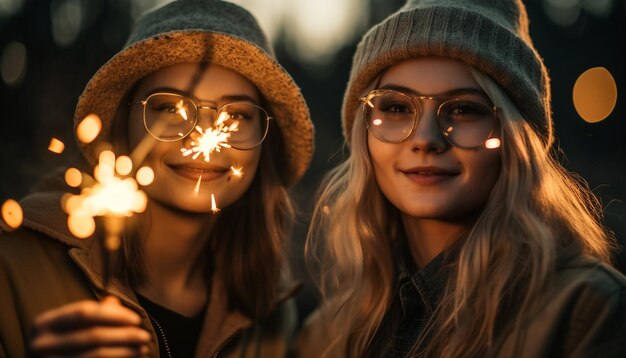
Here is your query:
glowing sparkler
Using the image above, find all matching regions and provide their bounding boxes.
[64,151,150,238]
[62,150,152,289]
[180,112,239,162]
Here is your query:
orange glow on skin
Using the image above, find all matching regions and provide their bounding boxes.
[48,137,65,154]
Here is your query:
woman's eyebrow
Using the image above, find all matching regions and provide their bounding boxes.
[143,88,259,105]
[219,94,260,105]
[378,84,488,98]
[144,87,189,97]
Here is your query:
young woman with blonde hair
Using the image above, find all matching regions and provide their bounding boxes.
[300,0,626,357]
[0,1,313,357]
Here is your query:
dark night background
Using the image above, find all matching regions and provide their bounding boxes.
[1,0,625,319]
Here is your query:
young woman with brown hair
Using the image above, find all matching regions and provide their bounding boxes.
[0,1,313,357]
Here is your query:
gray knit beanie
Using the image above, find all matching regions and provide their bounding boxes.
[342,0,552,147]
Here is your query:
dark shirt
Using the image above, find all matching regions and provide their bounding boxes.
[375,244,452,358]
[137,293,207,358]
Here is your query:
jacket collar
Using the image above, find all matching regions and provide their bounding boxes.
[393,239,454,314]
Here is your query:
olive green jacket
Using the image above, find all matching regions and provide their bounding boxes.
[298,253,626,357]
[0,170,298,357]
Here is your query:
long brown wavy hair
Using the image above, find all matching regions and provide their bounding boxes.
[112,86,294,320]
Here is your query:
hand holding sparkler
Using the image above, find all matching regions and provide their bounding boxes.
[30,296,151,357]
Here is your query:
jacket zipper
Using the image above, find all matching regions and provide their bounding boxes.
[147,314,173,358]
[211,329,243,358]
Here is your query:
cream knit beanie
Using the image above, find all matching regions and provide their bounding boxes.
[342,0,552,147]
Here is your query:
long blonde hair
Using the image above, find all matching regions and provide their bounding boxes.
[306,68,615,357]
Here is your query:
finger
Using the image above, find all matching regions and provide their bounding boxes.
[34,300,142,332]
[31,326,151,355]
[75,344,150,358]
[100,295,121,305]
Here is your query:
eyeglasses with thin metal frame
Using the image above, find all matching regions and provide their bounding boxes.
[129,92,271,150]
[359,89,500,149]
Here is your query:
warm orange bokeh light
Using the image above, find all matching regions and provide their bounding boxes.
[64,168,83,188]
[48,137,65,154]
[67,214,95,239]
[136,166,154,186]
[573,67,617,123]
[115,155,133,176]
[76,114,102,144]
[1,199,23,230]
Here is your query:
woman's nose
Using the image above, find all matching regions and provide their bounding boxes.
[195,107,217,129]
[408,102,447,153]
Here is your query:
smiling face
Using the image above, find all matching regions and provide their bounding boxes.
[128,63,263,213]
[367,57,501,222]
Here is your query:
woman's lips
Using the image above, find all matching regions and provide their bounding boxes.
[401,166,459,185]
[167,163,229,181]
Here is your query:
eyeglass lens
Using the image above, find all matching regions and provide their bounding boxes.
[143,93,268,149]
[364,90,497,148]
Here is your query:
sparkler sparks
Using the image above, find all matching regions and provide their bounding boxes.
[63,150,151,239]
[193,176,202,197]
[180,112,239,162]
[230,166,243,179]
[211,194,220,213]
[176,100,188,121]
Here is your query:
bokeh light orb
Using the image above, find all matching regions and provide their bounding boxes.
[1,199,23,230]
[76,114,102,144]
[64,168,82,188]
[48,137,65,154]
[573,67,617,123]
[136,166,154,186]
[68,214,95,239]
